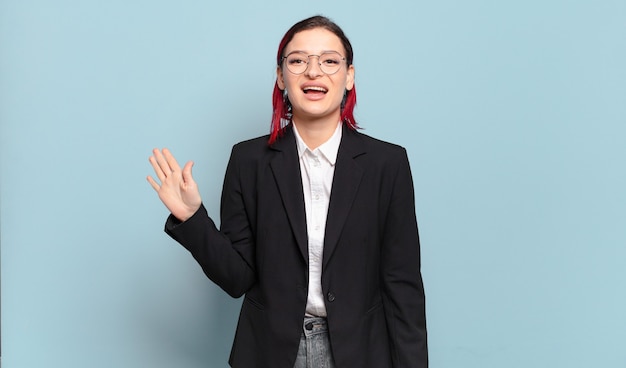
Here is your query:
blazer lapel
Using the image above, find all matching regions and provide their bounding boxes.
[323,126,365,268]
[269,126,309,262]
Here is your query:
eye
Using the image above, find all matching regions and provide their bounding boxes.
[287,53,308,65]
[320,54,342,65]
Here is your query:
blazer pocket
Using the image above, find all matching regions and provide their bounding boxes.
[244,296,265,311]
[365,301,383,316]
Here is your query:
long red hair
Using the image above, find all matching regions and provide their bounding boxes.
[269,16,358,145]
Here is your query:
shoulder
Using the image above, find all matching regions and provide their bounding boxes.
[228,134,273,161]
[232,134,270,151]
[348,129,408,161]
[227,130,297,168]
[358,131,405,151]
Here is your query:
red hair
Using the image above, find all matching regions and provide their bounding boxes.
[269,16,358,145]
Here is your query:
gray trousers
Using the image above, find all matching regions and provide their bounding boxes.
[293,317,336,368]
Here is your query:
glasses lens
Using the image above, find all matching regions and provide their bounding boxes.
[319,52,343,75]
[285,53,308,74]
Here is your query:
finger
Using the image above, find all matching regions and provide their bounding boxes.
[148,154,166,182]
[153,148,173,177]
[146,175,161,191]
[162,148,182,174]
[181,161,195,185]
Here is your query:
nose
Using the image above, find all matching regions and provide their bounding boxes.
[305,55,323,78]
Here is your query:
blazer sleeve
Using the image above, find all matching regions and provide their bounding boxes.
[165,146,256,298]
[380,148,428,367]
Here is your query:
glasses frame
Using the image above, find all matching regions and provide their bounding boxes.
[281,51,347,76]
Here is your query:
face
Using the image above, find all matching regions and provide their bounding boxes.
[277,28,355,124]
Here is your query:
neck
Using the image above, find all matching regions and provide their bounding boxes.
[292,118,340,150]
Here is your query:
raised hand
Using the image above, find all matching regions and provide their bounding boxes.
[147,148,202,222]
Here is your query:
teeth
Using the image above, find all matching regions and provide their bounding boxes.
[303,86,327,93]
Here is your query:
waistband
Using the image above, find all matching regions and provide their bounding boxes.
[302,316,328,337]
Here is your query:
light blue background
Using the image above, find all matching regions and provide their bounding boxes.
[1,1,625,367]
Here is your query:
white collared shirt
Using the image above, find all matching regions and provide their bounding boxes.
[293,122,342,317]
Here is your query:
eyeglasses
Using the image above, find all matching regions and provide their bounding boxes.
[282,51,347,75]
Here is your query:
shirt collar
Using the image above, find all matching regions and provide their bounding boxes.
[293,122,342,166]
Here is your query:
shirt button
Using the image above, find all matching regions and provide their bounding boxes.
[327,292,336,302]
[313,193,320,200]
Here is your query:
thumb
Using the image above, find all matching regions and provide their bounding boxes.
[182,161,195,184]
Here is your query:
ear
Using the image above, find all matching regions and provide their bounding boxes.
[276,66,285,90]
[345,64,355,91]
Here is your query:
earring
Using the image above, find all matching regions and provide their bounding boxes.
[340,89,347,110]
[283,90,292,110]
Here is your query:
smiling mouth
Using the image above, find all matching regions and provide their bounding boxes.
[303,86,328,94]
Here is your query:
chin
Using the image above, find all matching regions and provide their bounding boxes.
[296,109,338,121]
[295,104,341,119]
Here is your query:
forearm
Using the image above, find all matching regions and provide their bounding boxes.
[381,149,428,367]
[165,204,256,298]
[382,270,428,367]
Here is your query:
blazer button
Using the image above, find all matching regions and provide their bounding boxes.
[327,292,336,302]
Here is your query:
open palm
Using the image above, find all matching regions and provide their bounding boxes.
[147,148,202,222]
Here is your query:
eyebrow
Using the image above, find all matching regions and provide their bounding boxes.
[287,49,342,55]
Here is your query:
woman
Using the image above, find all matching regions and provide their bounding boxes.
[148,15,427,368]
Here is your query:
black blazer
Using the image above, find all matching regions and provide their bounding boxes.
[166,124,427,368]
